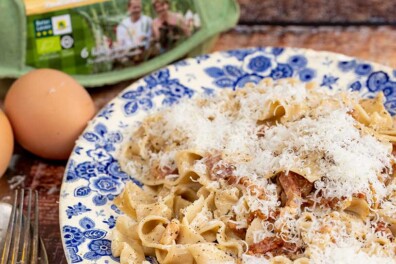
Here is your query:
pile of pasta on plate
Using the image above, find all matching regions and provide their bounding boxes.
[111,78,396,264]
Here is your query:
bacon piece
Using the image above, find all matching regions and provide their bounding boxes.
[248,237,284,255]
[248,237,299,256]
[247,209,280,226]
[227,221,247,237]
[205,155,266,199]
[271,243,300,257]
[247,210,267,224]
[375,221,394,238]
[238,176,266,199]
[354,193,366,199]
[151,164,177,179]
[302,194,345,210]
[279,173,300,207]
[320,197,342,209]
[204,154,221,173]
[278,172,313,208]
[278,172,301,203]
[292,173,314,197]
[205,154,235,180]
[226,176,266,199]
[212,162,236,180]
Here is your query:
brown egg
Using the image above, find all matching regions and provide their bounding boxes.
[0,110,13,177]
[4,69,96,160]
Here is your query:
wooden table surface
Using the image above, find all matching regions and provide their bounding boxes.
[2,1,396,263]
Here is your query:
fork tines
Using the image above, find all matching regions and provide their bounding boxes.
[1,189,39,264]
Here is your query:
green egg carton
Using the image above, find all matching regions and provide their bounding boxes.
[0,0,239,87]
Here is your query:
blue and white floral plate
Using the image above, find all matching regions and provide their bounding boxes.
[59,47,396,263]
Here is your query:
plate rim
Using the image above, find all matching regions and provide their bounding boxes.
[58,46,396,263]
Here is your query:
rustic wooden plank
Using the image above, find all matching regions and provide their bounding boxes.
[5,146,69,263]
[238,0,396,24]
[38,194,68,264]
[214,26,396,68]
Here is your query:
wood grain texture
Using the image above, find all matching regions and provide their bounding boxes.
[214,26,396,68]
[238,0,396,24]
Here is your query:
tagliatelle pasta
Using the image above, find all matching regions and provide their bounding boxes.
[112,78,396,264]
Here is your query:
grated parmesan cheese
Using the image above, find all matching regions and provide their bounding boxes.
[245,109,391,202]
[241,254,270,264]
[310,245,396,264]
[120,79,396,263]
[154,81,392,203]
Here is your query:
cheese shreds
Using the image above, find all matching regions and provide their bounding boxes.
[246,109,391,202]
[144,81,392,203]
[310,246,396,264]
[241,254,270,264]
[117,78,396,264]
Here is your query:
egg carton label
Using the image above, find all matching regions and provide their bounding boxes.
[25,0,201,75]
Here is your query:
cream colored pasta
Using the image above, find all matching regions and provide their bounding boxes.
[112,78,396,264]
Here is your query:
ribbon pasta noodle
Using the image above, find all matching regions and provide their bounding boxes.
[112,78,396,263]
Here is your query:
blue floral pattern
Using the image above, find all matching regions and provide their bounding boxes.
[89,176,123,196]
[350,81,362,91]
[338,60,356,72]
[72,158,129,206]
[111,204,122,215]
[367,71,390,92]
[270,64,293,80]
[205,64,263,89]
[65,122,135,210]
[321,75,339,89]
[63,217,107,263]
[98,103,115,120]
[119,68,194,115]
[84,239,114,261]
[103,215,116,229]
[298,68,316,82]
[247,55,272,72]
[66,202,91,219]
[355,63,372,76]
[63,226,85,247]
[60,47,396,264]
[288,55,308,69]
[225,48,256,61]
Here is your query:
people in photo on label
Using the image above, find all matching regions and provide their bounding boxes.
[116,0,153,49]
[151,0,191,51]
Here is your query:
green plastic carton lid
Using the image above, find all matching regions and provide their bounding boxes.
[0,0,239,87]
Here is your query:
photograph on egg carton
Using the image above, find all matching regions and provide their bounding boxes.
[25,0,201,74]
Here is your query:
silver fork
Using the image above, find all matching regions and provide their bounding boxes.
[1,189,39,264]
